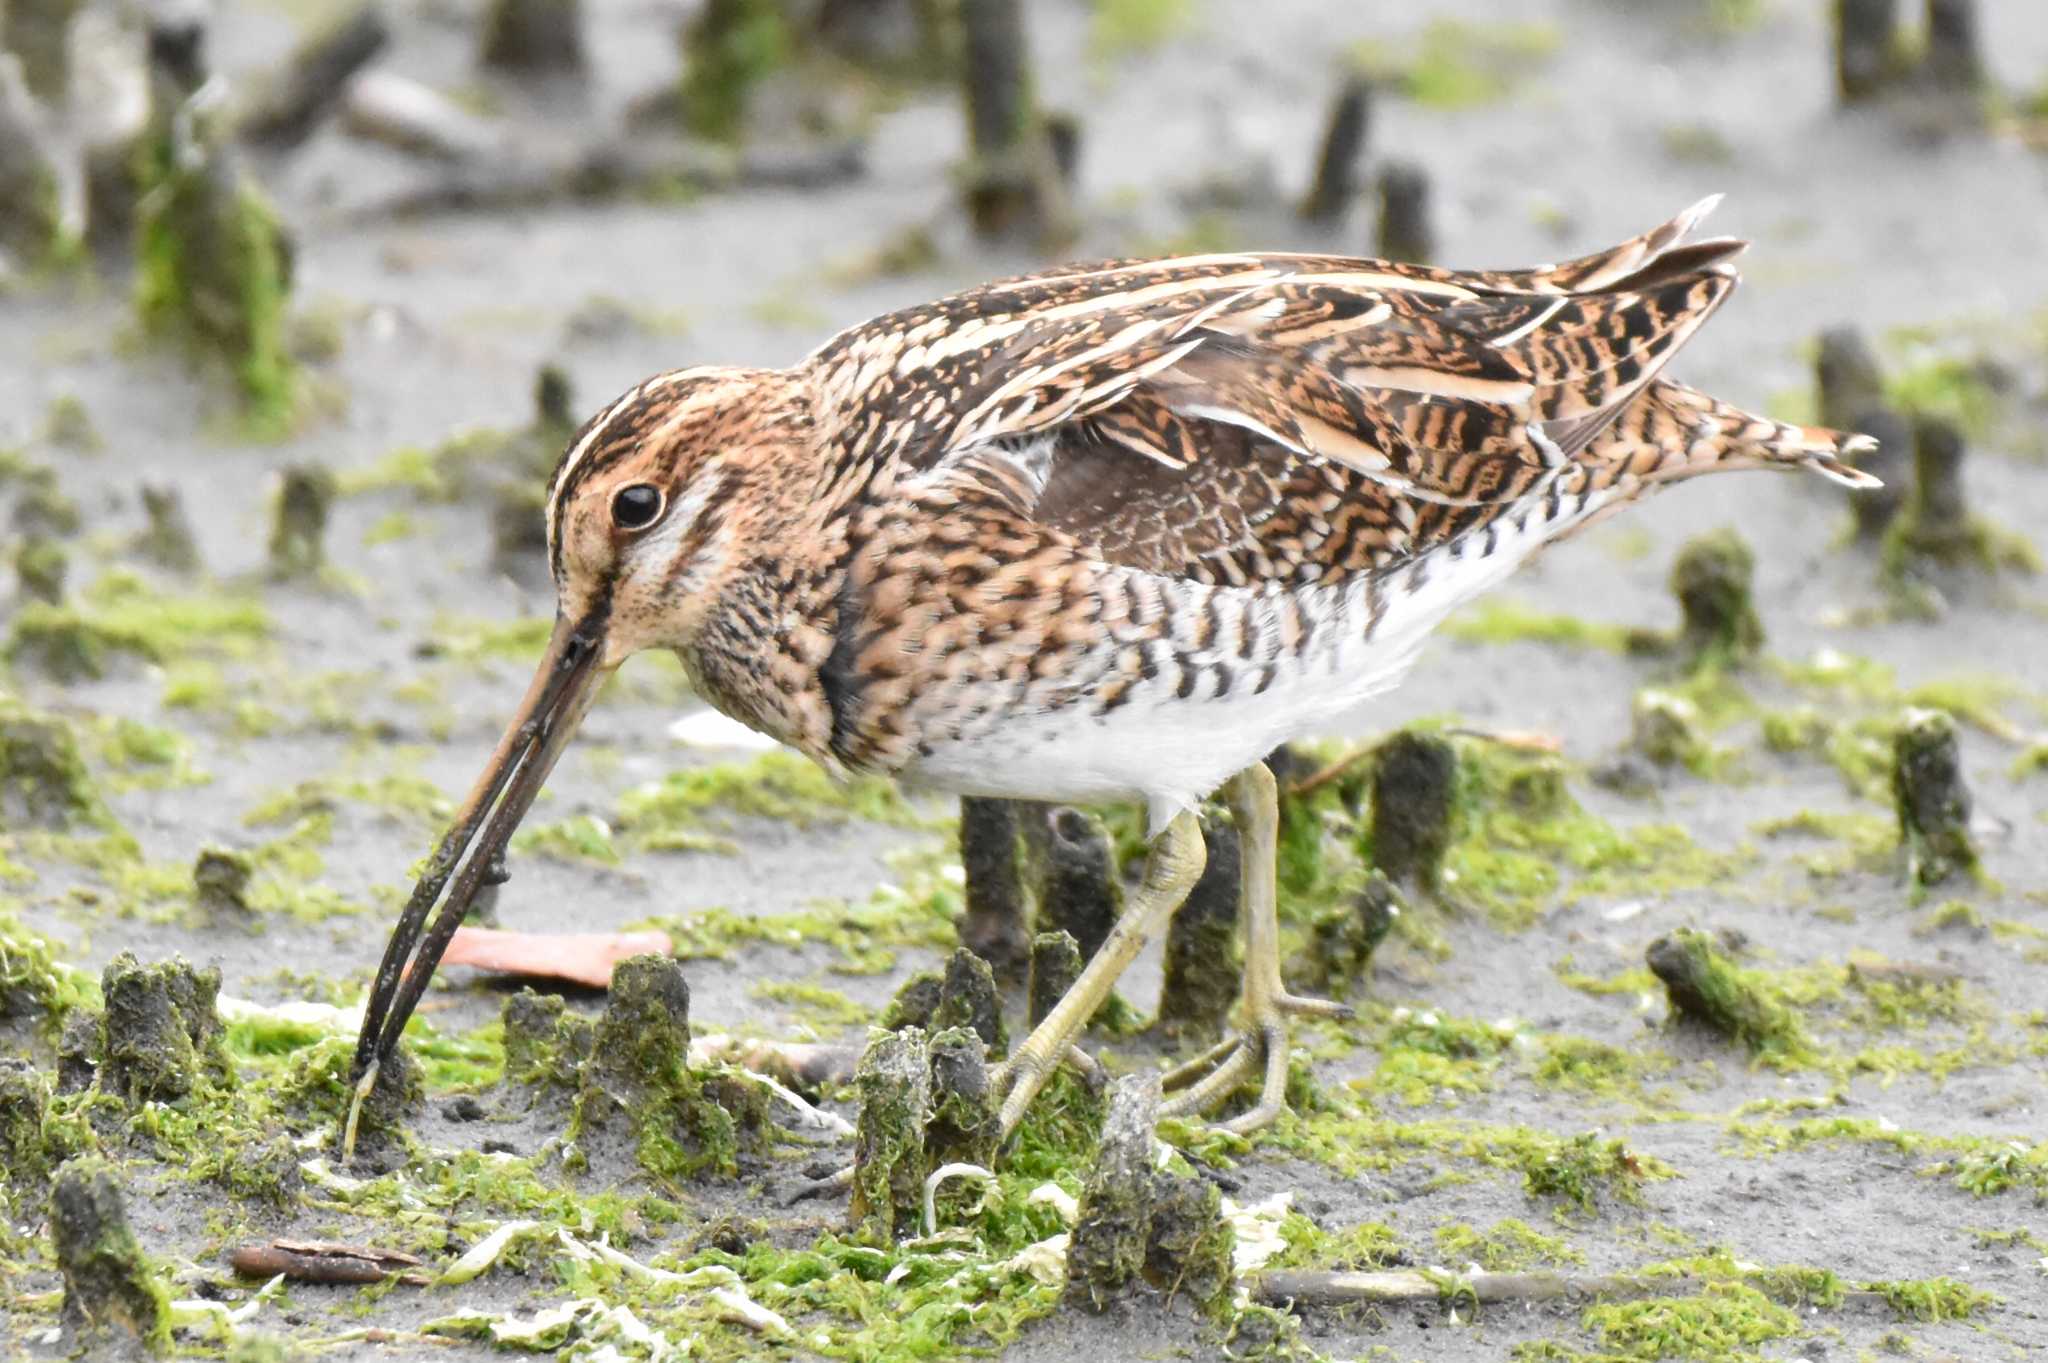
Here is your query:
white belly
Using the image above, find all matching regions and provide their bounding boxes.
[901,482,1614,829]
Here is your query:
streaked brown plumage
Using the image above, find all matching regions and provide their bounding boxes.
[347,197,1878,1149]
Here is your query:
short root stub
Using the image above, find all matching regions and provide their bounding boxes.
[880,968,944,1032]
[957,796,1033,981]
[1833,0,1907,103]
[97,952,232,1106]
[1156,812,1241,1042]
[1631,687,1709,773]
[1300,74,1371,225]
[1297,871,1402,998]
[0,698,104,829]
[480,0,585,75]
[1064,1074,1233,1315]
[1891,707,1978,888]
[1035,806,1122,962]
[1025,930,1082,1029]
[1375,159,1434,264]
[1366,729,1459,893]
[1816,325,1885,434]
[191,846,255,925]
[135,485,203,574]
[1844,405,1911,539]
[51,1155,172,1355]
[848,1026,933,1243]
[932,947,1006,1054]
[1645,929,1805,1059]
[571,953,769,1182]
[0,1058,55,1212]
[925,1027,998,1175]
[1670,527,1762,670]
[268,464,336,578]
[501,987,588,1086]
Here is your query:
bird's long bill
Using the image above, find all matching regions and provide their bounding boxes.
[349,609,608,1086]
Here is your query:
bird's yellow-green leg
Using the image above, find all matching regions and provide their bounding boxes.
[1161,762,1352,1134]
[992,810,1205,1139]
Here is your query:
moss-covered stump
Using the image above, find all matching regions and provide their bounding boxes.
[267,464,335,578]
[1368,729,1459,892]
[1065,1074,1233,1314]
[12,465,82,537]
[320,1043,422,1160]
[1297,871,1401,997]
[134,123,297,429]
[881,968,944,1032]
[480,0,585,75]
[502,987,591,1086]
[191,846,254,925]
[1632,687,1709,772]
[849,1026,932,1242]
[97,953,231,1105]
[1300,75,1370,224]
[1833,0,1905,103]
[490,480,550,568]
[0,699,105,828]
[1,1058,54,1209]
[1645,930,1805,1059]
[0,55,73,266]
[1157,812,1240,1041]
[815,0,957,78]
[1921,0,1983,95]
[933,947,1006,1053]
[1375,159,1434,264]
[925,1025,997,1172]
[134,485,203,574]
[1889,417,1966,560]
[1892,708,1977,887]
[958,0,1067,241]
[51,1156,171,1356]
[1670,528,1762,669]
[1027,929,1082,1028]
[958,796,1032,980]
[571,954,765,1181]
[56,1012,100,1091]
[1037,807,1122,962]
[1844,405,1911,540]
[1816,325,1885,434]
[15,535,69,604]
[678,0,793,142]
[1,0,82,104]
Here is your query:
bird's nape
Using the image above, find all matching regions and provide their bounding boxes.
[344,608,609,1155]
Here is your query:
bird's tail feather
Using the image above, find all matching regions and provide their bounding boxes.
[1584,380,1883,490]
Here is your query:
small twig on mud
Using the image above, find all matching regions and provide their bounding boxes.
[1287,746,1373,799]
[781,1164,856,1207]
[738,1068,856,1140]
[238,5,389,149]
[692,1033,863,1090]
[1291,727,1563,801]
[1252,1268,1902,1310]
[340,132,865,220]
[229,1240,429,1286]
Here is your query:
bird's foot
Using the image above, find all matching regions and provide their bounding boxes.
[1158,990,1351,1135]
[988,1042,1101,1139]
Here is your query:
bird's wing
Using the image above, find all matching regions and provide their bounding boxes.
[805,201,1741,578]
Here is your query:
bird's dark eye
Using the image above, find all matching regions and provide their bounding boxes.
[611,483,664,531]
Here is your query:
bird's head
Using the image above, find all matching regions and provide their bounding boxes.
[345,366,813,1116]
[546,365,813,664]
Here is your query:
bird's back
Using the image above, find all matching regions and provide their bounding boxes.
[783,201,1877,822]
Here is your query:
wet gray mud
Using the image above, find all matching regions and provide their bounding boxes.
[4,2,2048,1361]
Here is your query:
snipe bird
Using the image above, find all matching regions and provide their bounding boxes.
[349,197,1877,1145]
